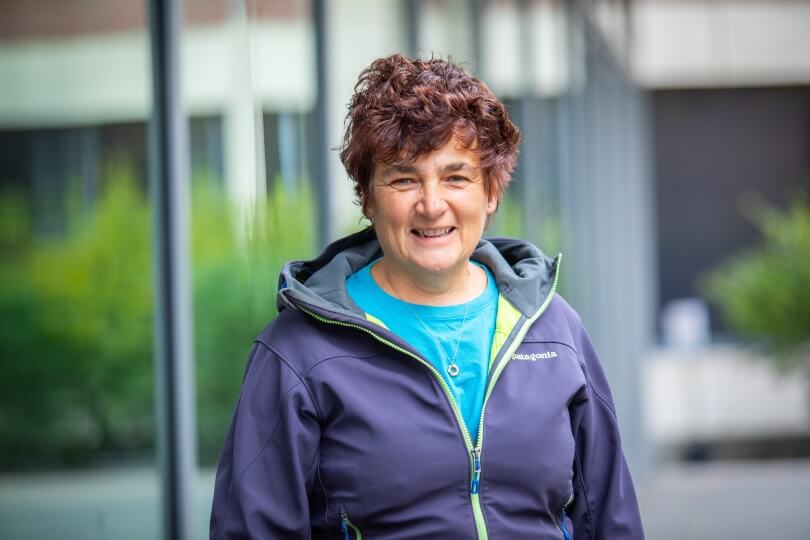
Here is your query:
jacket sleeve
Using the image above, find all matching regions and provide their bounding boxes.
[210,341,322,539]
[569,321,645,540]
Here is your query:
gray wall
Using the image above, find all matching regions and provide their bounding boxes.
[653,86,810,332]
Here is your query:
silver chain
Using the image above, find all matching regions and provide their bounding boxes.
[382,263,472,378]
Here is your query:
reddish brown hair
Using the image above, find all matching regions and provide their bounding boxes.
[339,54,521,214]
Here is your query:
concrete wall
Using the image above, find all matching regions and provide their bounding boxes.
[632,0,810,88]
[645,346,810,445]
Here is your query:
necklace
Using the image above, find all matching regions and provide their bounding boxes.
[382,263,472,378]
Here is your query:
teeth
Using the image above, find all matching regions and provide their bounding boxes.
[415,227,452,237]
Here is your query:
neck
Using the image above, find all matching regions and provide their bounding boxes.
[373,259,485,306]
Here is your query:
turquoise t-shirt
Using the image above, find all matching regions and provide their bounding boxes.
[346,260,498,443]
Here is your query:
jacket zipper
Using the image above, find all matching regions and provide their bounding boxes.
[469,254,562,539]
[340,511,362,539]
[294,253,560,540]
[470,446,482,493]
[558,508,572,540]
[558,493,574,540]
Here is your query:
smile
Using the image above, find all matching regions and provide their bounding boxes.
[412,227,455,238]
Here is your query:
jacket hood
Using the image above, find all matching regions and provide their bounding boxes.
[277,226,559,319]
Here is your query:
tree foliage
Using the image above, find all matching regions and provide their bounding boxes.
[702,196,810,370]
[0,167,314,468]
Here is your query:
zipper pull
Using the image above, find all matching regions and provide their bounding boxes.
[560,508,572,540]
[470,446,482,494]
[340,512,349,540]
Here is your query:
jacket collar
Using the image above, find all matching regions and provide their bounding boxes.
[277,227,559,319]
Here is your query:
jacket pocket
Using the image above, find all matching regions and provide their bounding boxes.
[340,511,362,540]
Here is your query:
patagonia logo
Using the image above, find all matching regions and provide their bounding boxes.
[512,351,558,361]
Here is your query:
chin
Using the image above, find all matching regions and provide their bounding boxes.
[412,257,462,275]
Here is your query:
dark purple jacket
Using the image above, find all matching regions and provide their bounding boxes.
[210,228,644,539]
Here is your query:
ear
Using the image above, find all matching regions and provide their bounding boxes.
[363,190,375,220]
[486,192,498,215]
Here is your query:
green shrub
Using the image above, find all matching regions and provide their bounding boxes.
[191,179,314,463]
[702,196,810,370]
[0,167,315,468]
[0,167,154,464]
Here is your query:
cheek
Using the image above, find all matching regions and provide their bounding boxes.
[374,214,408,245]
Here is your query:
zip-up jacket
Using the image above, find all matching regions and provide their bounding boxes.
[210,228,644,539]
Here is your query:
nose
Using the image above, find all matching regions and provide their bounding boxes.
[416,181,448,218]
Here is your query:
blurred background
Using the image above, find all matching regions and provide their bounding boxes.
[0,0,808,538]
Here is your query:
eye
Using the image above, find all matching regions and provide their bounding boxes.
[446,175,471,186]
[390,177,418,190]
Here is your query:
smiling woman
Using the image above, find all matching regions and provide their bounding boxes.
[210,55,645,540]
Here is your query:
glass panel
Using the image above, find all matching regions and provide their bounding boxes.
[480,0,564,257]
[525,0,566,255]
[329,0,408,233]
[481,0,522,97]
[420,0,476,64]
[593,0,630,62]
[0,2,159,538]
[181,1,319,535]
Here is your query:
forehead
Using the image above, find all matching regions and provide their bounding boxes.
[374,140,480,177]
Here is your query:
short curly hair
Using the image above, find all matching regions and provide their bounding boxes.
[339,54,521,214]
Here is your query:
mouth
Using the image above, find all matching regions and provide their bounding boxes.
[411,226,456,239]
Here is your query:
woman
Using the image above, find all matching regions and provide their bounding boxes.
[211,54,644,539]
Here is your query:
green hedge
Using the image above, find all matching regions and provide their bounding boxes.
[0,168,314,468]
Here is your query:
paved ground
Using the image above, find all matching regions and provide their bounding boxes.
[0,467,214,540]
[1,459,809,539]
[638,459,810,540]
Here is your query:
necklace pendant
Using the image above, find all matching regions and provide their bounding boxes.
[447,363,460,377]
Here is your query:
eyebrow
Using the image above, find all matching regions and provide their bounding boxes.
[380,164,419,176]
[379,161,478,177]
[442,162,477,173]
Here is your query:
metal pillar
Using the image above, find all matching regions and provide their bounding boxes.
[557,4,653,476]
[470,0,484,75]
[404,0,422,59]
[148,0,197,539]
[313,0,332,249]
[517,0,542,244]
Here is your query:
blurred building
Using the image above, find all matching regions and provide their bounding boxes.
[634,0,810,331]
[632,0,810,461]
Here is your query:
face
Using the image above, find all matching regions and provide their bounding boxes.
[366,138,498,283]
